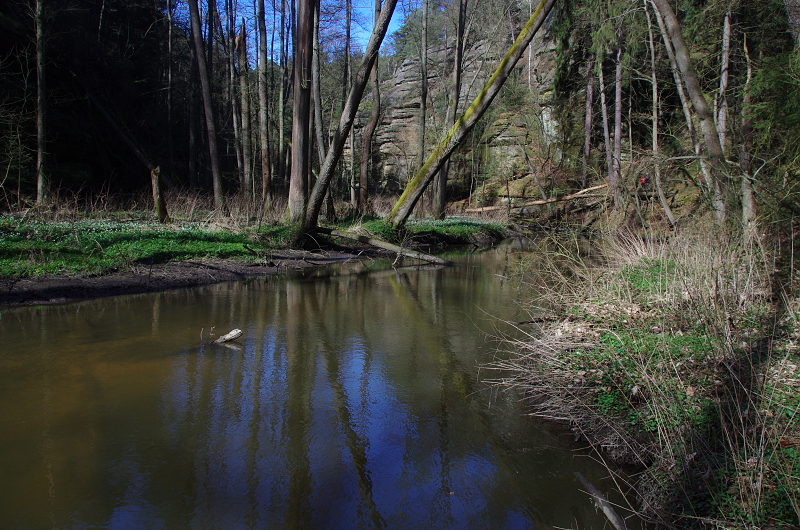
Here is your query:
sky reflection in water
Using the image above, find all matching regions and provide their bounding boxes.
[0,245,618,529]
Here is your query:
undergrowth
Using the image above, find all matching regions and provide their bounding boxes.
[486,231,800,529]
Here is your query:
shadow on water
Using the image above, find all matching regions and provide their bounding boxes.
[0,242,630,529]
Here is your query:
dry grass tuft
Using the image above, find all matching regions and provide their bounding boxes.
[485,230,799,528]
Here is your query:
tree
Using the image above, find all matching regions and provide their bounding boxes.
[582,53,594,189]
[288,0,317,222]
[188,0,224,210]
[644,0,675,226]
[651,0,727,223]
[359,0,383,213]
[416,0,429,179]
[237,18,253,198]
[35,0,47,205]
[611,44,623,208]
[301,0,400,235]
[257,0,272,203]
[433,0,467,218]
[387,0,557,228]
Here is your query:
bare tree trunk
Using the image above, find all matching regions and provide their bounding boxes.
[786,0,800,44]
[716,11,731,154]
[582,53,594,188]
[611,45,623,208]
[301,0,400,234]
[651,0,727,223]
[645,1,675,226]
[311,5,336,222]
[258,0,272,204]
[167,0,175,174]
[598,58,614,198]
[358,0,383,213]
[35,0,47,205]
[288,0,316,222]
[207,0,216,78]
[310,2,335,221]
[188,0,224,209]
[387,0,556,228]
[651,1,713,208]
[238,19,254,198]
[227,0,244,190]
[416,0,429,177]
[188,41,199,188]
[346,0,356,205]
[433,0,466,218]
[312,1,325,166]
[740,34,756,231]
[278,0,287,185]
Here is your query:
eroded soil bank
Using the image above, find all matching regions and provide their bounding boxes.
[0,248,391,307]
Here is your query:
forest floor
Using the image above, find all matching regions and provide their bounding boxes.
[0,213,506,307]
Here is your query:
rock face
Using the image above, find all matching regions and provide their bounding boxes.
[351,12,558,195]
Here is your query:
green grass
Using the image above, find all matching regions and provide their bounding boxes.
[0,217,263,278]
[0,214,508,279]
[344,217,506,245]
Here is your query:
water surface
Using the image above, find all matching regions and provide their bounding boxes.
[1,245,621,529]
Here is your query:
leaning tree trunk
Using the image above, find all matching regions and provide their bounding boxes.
[188,0,224,210]
[288,0,317,222]
[651,0,714,209]
[651,0,727,223]
[433,0,466,218]
[358,0,383,213]
[387,0,557,228]
[301,0,400,235]
[35,0,47,205]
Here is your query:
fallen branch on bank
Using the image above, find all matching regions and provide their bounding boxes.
[465,184,608,213]
[314,227,455,266]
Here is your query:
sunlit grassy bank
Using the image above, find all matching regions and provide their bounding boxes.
[0,202,508,280]
[488,231,800,528]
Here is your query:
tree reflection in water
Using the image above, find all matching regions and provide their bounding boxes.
[0,245,622,529]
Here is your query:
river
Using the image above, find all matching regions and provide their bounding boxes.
[0,244,625,529]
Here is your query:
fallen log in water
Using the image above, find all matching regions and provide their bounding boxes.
[314,227,455,266]
[213,328,243,344]
[574,472,631,530]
